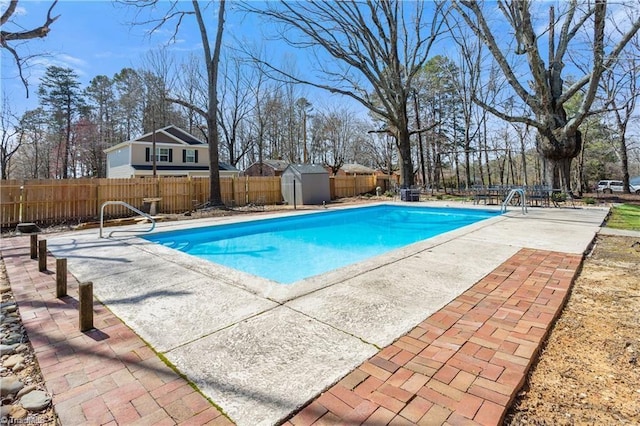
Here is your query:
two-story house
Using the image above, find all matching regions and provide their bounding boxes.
[104,125,239,178]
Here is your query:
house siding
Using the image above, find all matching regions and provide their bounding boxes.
[108,146,130,168]
[131,143,207,168]
[107,164,135,179]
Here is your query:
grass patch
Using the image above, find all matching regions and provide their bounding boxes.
[606,204,640,230]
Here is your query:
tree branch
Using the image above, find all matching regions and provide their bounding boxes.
[165,97,207,118]
[0,0,60,42]
[1,0,60,97]
[453,0,539,111]
[409,121,440,136]
[472,94,540,128]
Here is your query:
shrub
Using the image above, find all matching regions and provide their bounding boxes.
[583,197,596,205]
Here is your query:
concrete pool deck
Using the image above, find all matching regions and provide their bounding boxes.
[1,202,609,425]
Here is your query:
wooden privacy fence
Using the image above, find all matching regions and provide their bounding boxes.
[0,176,281,228]
[330,175,386,198]
[0,174,385,228]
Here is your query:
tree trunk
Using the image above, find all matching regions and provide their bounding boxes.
[193,0,225,207]
[63,101,72,179]
[483,119,492,186]
[536,127,581,191]
[396,120,414,188]
[413,92,426,187]
[620,134,630,193]
[519,132,528,186]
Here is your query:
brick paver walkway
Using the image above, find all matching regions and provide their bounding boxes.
[284,249,582,425]
[2,236,581,426]
[1,236,232,425]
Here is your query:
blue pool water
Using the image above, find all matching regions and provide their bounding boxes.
[144,205,498,284]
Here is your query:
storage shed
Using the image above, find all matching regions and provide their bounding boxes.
[281,164,330,206]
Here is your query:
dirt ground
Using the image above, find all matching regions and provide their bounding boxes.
[506,234,640,425]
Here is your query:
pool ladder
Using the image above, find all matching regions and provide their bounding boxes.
[100,201,156,238]
[501,189,528,214]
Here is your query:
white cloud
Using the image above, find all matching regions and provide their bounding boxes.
[27,54,88,79]
[56,54,88,68]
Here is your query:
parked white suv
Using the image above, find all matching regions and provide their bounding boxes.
[596,180,640,194]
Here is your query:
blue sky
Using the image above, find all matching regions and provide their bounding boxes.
[1,1,267,114]
[3,1,638,125]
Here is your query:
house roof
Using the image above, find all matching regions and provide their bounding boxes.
[263,159,290,171]
[246,159,290,171]
[341,163,376,174]
[104,125,206,153]
[163,126,204,145]
[218,162,238,171]
[284,164,329,175]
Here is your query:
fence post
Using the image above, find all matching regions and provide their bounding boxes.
[95,180,101,219]
[38,240,47,272]
[188,176,193,211]
[30,234,38,259]
[79,282,94,331]
[56,258,67,297]
[231,176,236,207]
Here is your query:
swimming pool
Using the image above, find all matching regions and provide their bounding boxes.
[144,204,498,284]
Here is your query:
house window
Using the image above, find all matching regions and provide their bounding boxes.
[184,149,196,163]
[155,148,170,162]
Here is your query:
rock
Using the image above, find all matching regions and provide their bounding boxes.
[9,404,27,419]
[1,333,22,345]
[20,390,51,411]
[0,302,17,313]
[15,344,28,353]
[16,385,37,399]
[4,354,24,368]
[12,362,25,372]
[0,376,24,397]
[0,343,19,355]
[0,284,10,293]
[0,405,11,418]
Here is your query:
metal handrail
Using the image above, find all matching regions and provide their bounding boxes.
[100,201,156,238]
[501,188,528,214]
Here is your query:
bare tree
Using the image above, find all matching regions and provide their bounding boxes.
[218,55,255,166]
[1,0,60,97]
[122,0,226,207]
[13,108,49,179]
[244,0,446,187]
[452,0,640,191]
[600,34,640,193]
[312,107,361,175]
[0,96,22,179]
[176,54,207,136]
